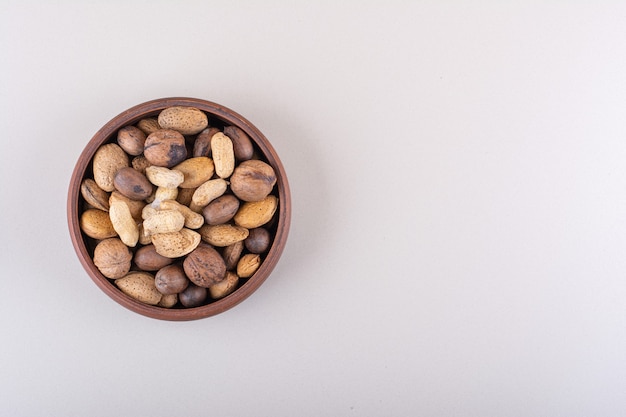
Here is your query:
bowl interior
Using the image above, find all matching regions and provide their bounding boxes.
[68,98,291,320]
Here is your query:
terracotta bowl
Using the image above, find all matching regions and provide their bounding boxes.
[67,97,291,320]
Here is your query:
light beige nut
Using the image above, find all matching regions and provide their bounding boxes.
[151,228,201,258]
[145,166,185,189]
[173,157,215,188]
[80,208,117,240]
[233,195,278,228]
[237,254,261,278]
[109,200,139,247]
[209,271,239,299]
[109,191,146,221]
[115,272,162,305]
[158,106,208,135]
[93,238,132,279]
[137,118,161,135]
[131,155,151,175]
[189,179,228,212]
[157,293,178,308]
[152,186,178,204]
[92,143,129,192]
[141,204,159,220]
[80,179,110,211]
[211,132,235,178]
[160,199,204,229]
[199,224,249,247]
[143,209,185,236]
[137,223,152,245]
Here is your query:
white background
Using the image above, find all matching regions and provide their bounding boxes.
[1,1,626,416]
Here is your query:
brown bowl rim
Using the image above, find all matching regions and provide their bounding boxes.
[67,97,291,321]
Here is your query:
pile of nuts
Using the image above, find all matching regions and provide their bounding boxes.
[79,106,278,308]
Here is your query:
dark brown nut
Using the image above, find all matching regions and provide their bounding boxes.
[137,117,161,135]
[222,240,244,270]
[154,264,189,295]
[202,194,240,225]
[80,179,110,212]
[144,129,187,168]
[224,126,254,161]
[117,126,147,156]
[113,167,154,200]
[176,187,196,206]
[80,208,117,240]
[193,127,221,157]
[230,160,276,202]
[183,245,226,287]
[93,238,132,279]
[244,227,271,254]
[133,244,173,271]
[209,271,239,299]
[179,283,207,307]
[158,106,208,135]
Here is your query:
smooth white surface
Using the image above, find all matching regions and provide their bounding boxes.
[2,2,626,416]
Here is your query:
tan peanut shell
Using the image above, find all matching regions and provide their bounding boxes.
[152,186,178,204]
[109,191,145,221]
[159,199,204,229]
[211,132,235,178]
[142,204,159,220]
[109,200,139,247]
[93,143,129,192]
[115,272,162,305]
[145,166,185,189]
[190,178,228,212]
[173,157,215,188]
[233,195,278,228]
[142,210,185,236]
[80,209,117,240]
[137,223,152,245]
[199,224,249,247]
[151,228,201,258]
[80,179,110,211]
